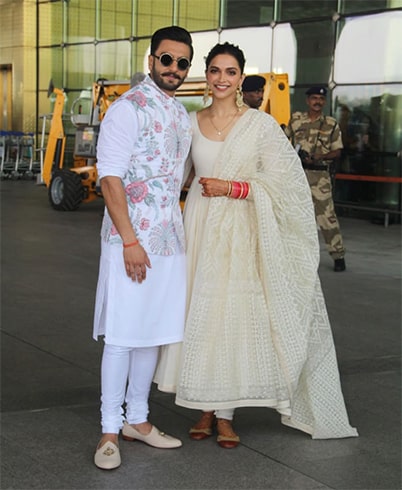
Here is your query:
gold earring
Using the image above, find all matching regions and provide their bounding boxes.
[236,86,244,110]
[203,84,210,106]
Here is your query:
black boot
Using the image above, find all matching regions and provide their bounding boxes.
[334,258,346,272]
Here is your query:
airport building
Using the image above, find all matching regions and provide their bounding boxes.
[1,0,401,220]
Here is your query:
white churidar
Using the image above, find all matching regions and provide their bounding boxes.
[101,344,159,432]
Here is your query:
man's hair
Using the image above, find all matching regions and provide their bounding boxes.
[205,42,246,73]
[150,26,193,61]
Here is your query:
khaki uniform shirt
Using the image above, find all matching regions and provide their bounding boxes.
[285,112,343,162]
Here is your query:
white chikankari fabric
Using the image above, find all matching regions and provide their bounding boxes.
[156,109,358,439]
[96,75,192,256]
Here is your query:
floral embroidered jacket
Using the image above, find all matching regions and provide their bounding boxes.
[96,75,192,256]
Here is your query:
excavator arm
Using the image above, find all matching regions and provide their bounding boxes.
[42,81,66,186]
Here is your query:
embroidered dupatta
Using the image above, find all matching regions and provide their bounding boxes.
[157,110,357,439]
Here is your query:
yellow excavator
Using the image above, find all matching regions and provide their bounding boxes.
[43,79,130,210]
[43,73,290,211]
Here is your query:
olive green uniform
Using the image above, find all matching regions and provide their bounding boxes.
[285,112,345,260]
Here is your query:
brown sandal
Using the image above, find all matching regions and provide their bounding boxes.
[189,411,215,440]
[216,418,240,449]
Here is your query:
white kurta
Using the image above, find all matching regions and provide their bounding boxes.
[92,76,191,348]
[93,242,186,347]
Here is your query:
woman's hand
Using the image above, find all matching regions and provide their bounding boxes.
[124,244,151,283]
[199,177,229,198]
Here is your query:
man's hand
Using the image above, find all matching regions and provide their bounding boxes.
[124,244,151,283]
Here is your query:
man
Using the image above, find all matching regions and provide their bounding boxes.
[242,74,266,109]
[285,86,346,272]
[92,25,193,470]
[130,71,145,87]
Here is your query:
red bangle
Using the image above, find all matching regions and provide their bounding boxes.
[230,181,250,199]
[230,181,242,199]
[238,182,244,199]
[242,182,250,199]
[123,239,139,248]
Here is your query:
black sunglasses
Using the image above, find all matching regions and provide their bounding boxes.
[152,52,191,71]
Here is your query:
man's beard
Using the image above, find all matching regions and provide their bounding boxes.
[150,66,185,93]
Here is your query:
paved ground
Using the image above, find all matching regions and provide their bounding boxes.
[1,180,401,490]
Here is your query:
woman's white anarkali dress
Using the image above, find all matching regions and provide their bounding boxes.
[155,110,358,440]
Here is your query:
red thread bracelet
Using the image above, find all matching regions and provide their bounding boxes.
[123,240,139,248]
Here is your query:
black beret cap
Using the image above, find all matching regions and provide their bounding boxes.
[242,75,266,92]
[305,86,327,96]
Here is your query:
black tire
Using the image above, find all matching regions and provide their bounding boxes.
[48,169,84,211]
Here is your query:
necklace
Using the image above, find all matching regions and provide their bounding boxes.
[209,111,239,136]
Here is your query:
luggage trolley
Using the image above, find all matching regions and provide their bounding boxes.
[0,131,7,177]
[0,130,37,179]
[18,132,37,178]
[7,131,24,178]
[0,131,21,178]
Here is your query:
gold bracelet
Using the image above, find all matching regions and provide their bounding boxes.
[226,180,232,197]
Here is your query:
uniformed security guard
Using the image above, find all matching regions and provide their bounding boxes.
[285,86,346,271]
[242,75,266,109]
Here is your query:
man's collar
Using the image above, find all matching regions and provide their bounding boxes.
[307,112,324,122]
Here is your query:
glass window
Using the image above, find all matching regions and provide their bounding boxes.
[178,0,219,31]
[272,23,297,85]
[333,84,402,208]
[278,0,337,21]
[65,44,95,89]
[136,0,174,37]
[38,91,55,120]
[334,165,401,208]
[224,0,274,28]
[340,0,390,15]
[334,11,402,84]
[220,27,272,74]
[96,41,131,81]
[38,1,64,46]
[135,38,152,77]
[39,47,63,91]
[66,0,96,43]
[188,31,220,79]
[99,0,132,40]
[334,84,402,155]
[291,20,336,85]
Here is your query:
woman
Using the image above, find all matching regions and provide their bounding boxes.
[156,42,358,447]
